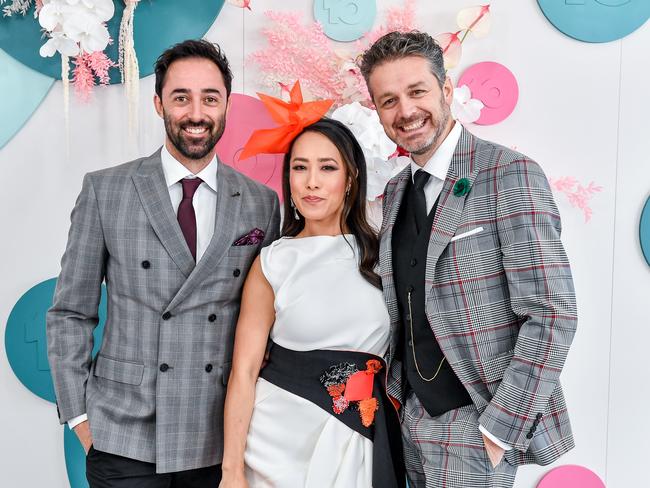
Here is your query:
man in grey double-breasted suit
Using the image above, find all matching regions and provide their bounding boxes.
[47,40,280,487]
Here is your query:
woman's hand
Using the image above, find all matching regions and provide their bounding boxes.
[220,256,275,488]
[218,469,249,488]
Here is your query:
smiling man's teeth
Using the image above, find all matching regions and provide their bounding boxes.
[401,119,426,131]
[185,127,207,134]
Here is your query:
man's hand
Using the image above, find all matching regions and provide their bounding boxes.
[73,420,93,454]
[481,433,505,469]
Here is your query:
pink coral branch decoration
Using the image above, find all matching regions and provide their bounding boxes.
[72,51,117,102]
[248,11,346,104]
[87,50,115,85]
[358,0,417,48]
[72,55,95,102]
[550,177,603,223]
[249,2,492,107]
[249,2,419,108]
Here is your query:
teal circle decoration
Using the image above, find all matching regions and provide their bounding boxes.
[0,0,225,83]
[641,197,650,266]
[0,48,54,150]
[64,427,90,488]
[314,0,377,42]
[538,0,650,43]
[5,278,107,403]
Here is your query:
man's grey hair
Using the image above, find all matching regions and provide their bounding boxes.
[359,31,446,93]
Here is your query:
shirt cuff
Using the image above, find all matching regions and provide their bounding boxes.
[68,413,88,429]
[479,424,512,451]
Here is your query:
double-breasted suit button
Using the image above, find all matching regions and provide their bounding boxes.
[233,269,241,277]
[208,314,217,322]
[162,311,172,320]
[205,364,213,373]
[526,432,534,440]
[159,363,170,372]
[141,260,151,269]
[410,259,417,267]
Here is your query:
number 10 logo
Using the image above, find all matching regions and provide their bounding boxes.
[641,197,650,267]
[565,1,631,6]
[313,0,376,42]
[538,0,650,42]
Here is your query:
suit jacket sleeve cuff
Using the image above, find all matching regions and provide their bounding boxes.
[68,413,88,429]
[479,424,512,450]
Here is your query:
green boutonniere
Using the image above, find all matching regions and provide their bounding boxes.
[453,178,471,197]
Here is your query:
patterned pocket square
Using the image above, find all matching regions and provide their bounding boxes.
[233,228,265,246]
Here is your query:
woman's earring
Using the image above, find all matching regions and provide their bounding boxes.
[290,197,300,220]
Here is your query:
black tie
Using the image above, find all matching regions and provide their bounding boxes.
[412,169,431,233]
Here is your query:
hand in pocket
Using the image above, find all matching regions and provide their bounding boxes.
[481,433,505,469]
[73,420,93,454]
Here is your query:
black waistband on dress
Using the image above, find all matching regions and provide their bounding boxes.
[259,342,405,488]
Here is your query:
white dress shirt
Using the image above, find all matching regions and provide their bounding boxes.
[160,144,218,261]
[67,145,219,430]
[409,120,462,212]
[408,121,512,452]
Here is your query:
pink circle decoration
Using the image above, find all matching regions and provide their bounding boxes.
[457,62,519,126]
[537,465,606,488]
[215,93,284,200]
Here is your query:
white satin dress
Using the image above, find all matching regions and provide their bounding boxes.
[244,235,391,488]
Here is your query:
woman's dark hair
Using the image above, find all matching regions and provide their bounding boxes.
[154,39,233,99]
[281,118,381,289]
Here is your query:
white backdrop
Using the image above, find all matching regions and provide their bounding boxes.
[0,1,648,487]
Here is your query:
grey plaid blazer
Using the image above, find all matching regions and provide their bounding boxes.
[47,150,280,473]
[380,127,577,467]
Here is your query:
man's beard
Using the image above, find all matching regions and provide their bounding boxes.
[164,112,226,161]
[399,97,451,156]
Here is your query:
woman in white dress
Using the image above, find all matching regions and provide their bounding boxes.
[219,118,404,488]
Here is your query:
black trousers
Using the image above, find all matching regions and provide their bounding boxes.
[86,446,222,488]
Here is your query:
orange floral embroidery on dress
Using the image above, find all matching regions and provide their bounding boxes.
[319,359,383,426]
[326,384,345,397]
[359,398,379,427]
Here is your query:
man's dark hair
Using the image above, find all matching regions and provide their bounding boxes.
[154,39,233,99]
[359,31,446,93]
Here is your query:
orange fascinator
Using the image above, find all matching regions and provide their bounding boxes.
[239,81,334,160]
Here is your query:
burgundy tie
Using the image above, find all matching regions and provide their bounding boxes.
[177,177,203,261]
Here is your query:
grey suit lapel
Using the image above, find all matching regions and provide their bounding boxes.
[380,165,411,359]
[424,127,480,298]
[132,150,195,278]
[166,161,242,311]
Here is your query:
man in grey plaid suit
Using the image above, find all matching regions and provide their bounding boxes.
[361,32,577,487]
[47,40,280,487]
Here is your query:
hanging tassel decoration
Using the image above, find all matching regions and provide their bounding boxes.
[119,0,140,145]
[62,54,71,158]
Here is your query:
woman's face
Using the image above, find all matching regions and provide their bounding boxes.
[289,131,350,227]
